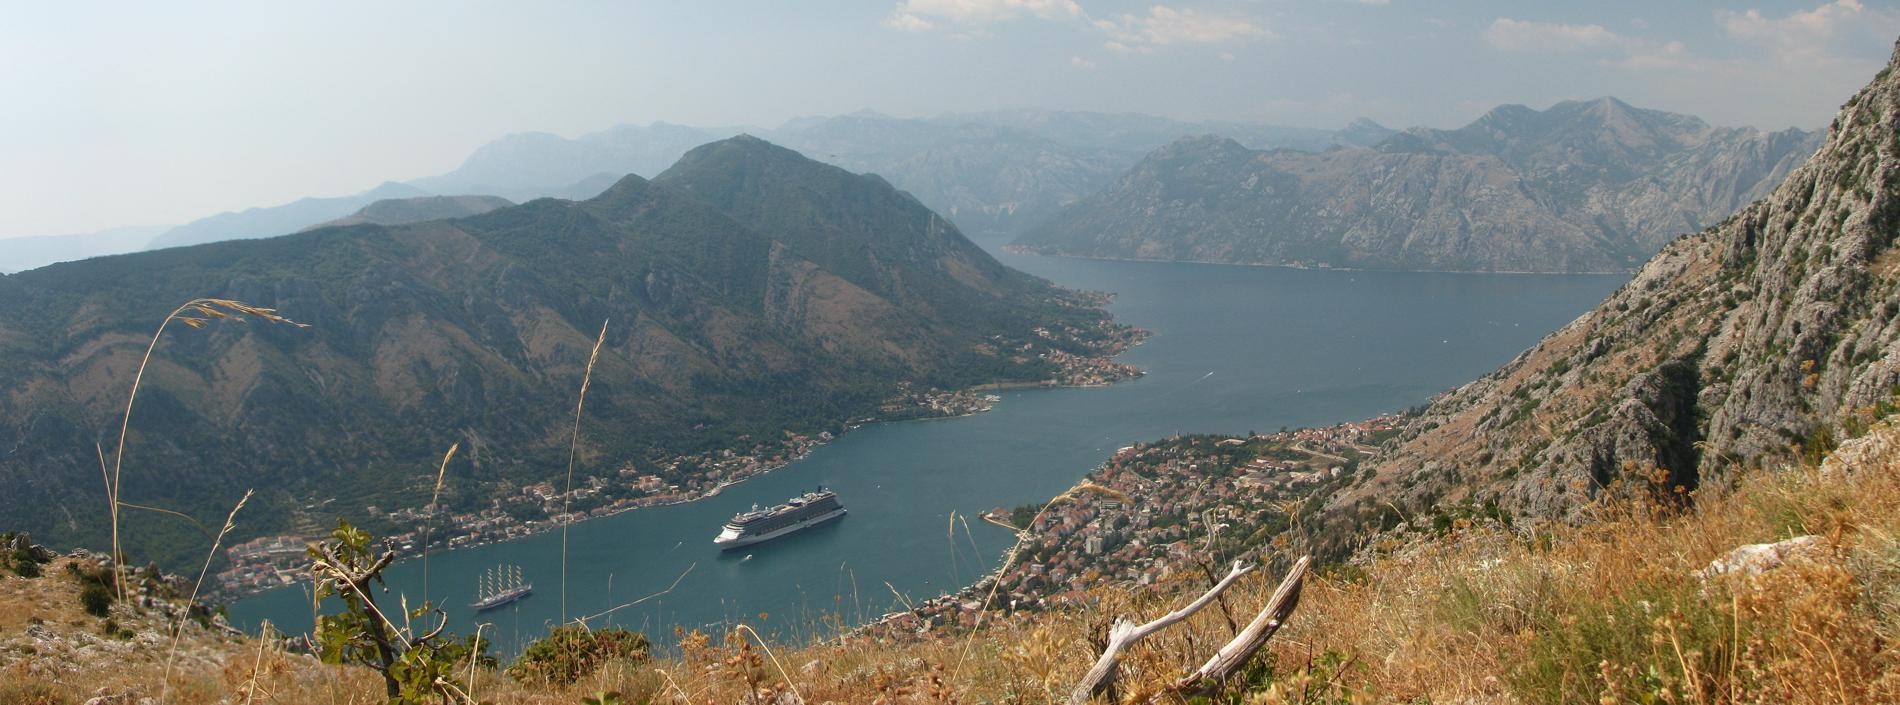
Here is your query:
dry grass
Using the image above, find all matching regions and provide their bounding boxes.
[1263,423,1900,704]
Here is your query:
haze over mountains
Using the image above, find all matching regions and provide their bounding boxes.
[2,101,1808,278]
[1019,98,1822,273]
[0,224,171,274]
[0,135,1131,567]
[0,110,1406,275]
[404,110,1388,242]
[299,195,515,231]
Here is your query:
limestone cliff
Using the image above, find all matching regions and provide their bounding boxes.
[1323,44,1900,543]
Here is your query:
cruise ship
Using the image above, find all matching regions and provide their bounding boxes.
[714,487,846,550]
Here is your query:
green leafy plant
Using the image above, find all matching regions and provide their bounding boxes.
[309,520,494,704]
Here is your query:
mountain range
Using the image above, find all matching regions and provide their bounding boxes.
[0,224,171,274]
[406,110,1387,242]
[1316,52,1900,551]
[0,135,1131,567]
[8,103,1780,277]
[1017,98,1823,273]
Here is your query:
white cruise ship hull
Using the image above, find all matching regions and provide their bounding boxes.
[714,507,847,550]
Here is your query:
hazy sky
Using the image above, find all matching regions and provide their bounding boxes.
[5,0,1899,238]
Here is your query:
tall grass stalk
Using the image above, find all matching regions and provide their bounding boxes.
[466,622,488,702]
[162,488,253,703]
[107,298,302,600]
[239,619,273,705]
[734,623,804,703]
[422,443,461,603]
[950,481,1129,684]
[561,320,609,623]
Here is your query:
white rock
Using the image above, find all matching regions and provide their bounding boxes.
[1697,535,1822,581]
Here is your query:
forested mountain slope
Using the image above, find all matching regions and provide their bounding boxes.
[0,136,1131,567]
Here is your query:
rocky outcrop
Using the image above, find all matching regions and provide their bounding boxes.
[1317,42,1900,549]
[1018,98,1822,273]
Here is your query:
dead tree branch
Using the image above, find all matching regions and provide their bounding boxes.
[1069,560,1255,705]
[1162,555,1311,700]
[1067,555,1313,704]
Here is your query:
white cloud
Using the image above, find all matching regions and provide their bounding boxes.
[1093,5,1269,52]
[1719,0,1900,65]
[1484,17,1728,75]
[1611,40,1716,72]
[884,0,1082,33]
[884,12,935,32]
[1070,55,1097,70]
[1483,18,1620,52]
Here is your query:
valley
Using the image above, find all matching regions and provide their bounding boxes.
[222,253,1624,655]
[6,7,1899,702]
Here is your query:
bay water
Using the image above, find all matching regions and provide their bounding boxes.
[229,253,1625,655]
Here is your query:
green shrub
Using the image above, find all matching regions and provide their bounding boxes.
[8,551,42,578]
[508,625,651,685]
[79,581,113,617]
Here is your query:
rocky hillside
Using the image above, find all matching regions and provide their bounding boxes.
[301,195,514,231]
[1019,98,1821,273]
[0,136,1132,568]
[1322,44,1900,544]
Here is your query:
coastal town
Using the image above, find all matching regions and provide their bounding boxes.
[212,324,1148,599]
[861,413,1404,639]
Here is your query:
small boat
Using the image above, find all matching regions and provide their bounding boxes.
[470,564,532,611]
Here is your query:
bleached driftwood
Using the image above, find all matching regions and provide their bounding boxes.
[1069,560,1255,705]
[1164,555,1310,698]
[1068,555,1312,704]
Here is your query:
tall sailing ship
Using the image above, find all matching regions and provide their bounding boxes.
[470,564,532,611]
[714,487,847,550]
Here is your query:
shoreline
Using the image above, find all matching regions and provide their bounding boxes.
[217,341,1149,605]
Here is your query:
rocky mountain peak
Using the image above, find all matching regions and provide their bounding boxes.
[1020,96,1818,273]
[1317,40,1900,550]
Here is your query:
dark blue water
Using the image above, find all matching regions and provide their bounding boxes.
[229,254,1624,654]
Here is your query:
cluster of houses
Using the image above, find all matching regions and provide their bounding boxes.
[861,415,1402,641]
